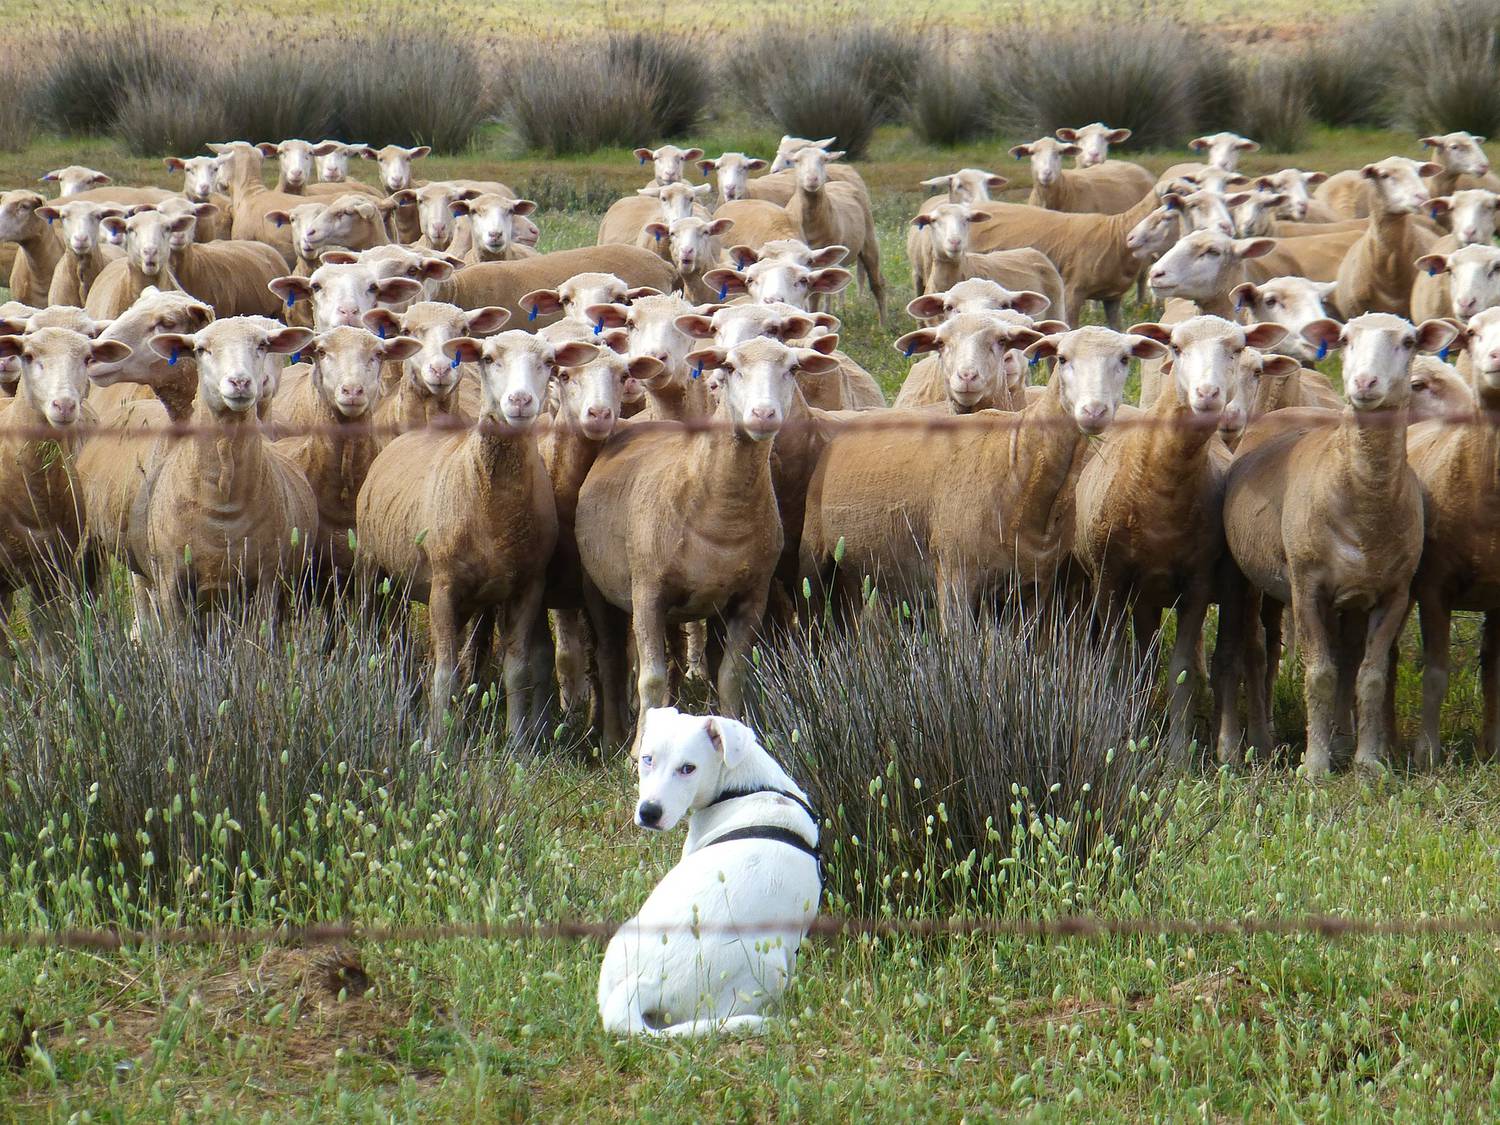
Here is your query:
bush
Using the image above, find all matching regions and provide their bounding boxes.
[605,32,711,140]
[1292,39,1388,127]
[909,52,988,146]
[727,22,919,159]
[507,46,663,156]
[330,25,488,152]
[1230,55,1311,154]
[213,52,339,148]
[0,60,37,152]
[749,597,1178,915]
[1392,3,1500,134]
[34,22,201,135]
[983,19,1227,151]
[116,79,234,157]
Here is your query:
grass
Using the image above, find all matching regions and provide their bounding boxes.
[2,105,1498,1118]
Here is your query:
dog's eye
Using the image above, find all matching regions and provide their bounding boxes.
[678,763,696,776]
[639,755,653,769]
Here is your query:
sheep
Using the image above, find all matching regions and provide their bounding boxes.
[698,152,771,204]
[434,247,676,330]
[39,165,110,197]
[519,269,667,330]
[164,211,290,321]
[1214,313,1458,775]
[767,137,869,192]
[37,200,123,306]
[577,336,840,745]
[800,326,1166,619]
[1009,136,1156,214]
[1409,353,1474,422]
[1230,189,1290,238]
[597,182,712,256]
[165,154,228,202]
[387,181,476,255]
[269,259,424,332]
[268,193,393,273]
[1148,230,1280,320]
[209,140,314,265]
[713,199,800,260]
[890,311,1046,412]
[909,203,1068,320]
[269,327,421,592]
[1332,156,1442,319]
[634,144,705,186]
[967,184,1167,328]
[314,141,370,183]
[1229,277,1344,366]
[353,143,431,241]
[702,257,852,315]
[451,194,538,263]
[1254,169,1336,221]
[355,330,572,739]
[783,146,888,324]
[642,215,736,303]
[1413,243,1500,323]
[1074,315,1287,733]
[1407,191,1500,320]
[1316,132,1496,218]
[0,327,131,632]
[1055,124,1132,168]
[364,303,510,432]
[86,208,191,319]
[342,246,458,310]
[1160,164,1252,195]
[125,316,317,625]
[905,278,1054,323]
[257,140,383,200]
[586,294,709,421]
[1189,132,1260,172]
[0,191,65,305]
[917,168,1010,205]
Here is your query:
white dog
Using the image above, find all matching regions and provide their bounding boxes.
[598,707,822,1037]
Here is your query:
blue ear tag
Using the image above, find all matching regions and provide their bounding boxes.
[1315,339,1328,361]
[292,351,302,364]
[1441,344,1451,362]
[903,342,916,358]
[44,215,53,225]
[376,323,386,339]
[593,319,603,336]
[1427,266,1439,276]
[1028,353,1040,368]
[1431,206,1441,221]
[528,304,538,322]
[451,352,462,369]
[168,346,179,366]
[691,362,703,379]
[717,282,728,301]
[653,229,662,242]
[639,155,648,166]
[285,292,296,308]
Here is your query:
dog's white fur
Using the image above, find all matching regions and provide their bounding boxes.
[597,707,821,1037]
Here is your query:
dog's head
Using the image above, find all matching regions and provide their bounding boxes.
[633,707,759,831]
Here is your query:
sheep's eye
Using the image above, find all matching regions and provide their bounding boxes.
[677,763,696,776]
[1264,296,1277,308]
[22,354,33,363]
[311,283,322,293]
[407,267,420,277]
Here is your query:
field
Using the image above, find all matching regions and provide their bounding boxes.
[4,3,1500,1116]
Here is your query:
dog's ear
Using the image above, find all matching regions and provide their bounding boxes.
[705,716,756,768]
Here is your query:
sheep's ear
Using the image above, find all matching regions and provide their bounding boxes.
[1305,170,1328,185]
[1416,253,1450,277]
[1224,191,1252,208]
[361,308,402,338]
[727,244,760,268]
[625,354,664,383]
[415,259,454,282]
[318,250,359,265]
[1033,319,1070,335]
[822,150,847,162]
[745,158,767,171]
[1243,322,1289,350]
[1255,354,1301,382]
[409,146,431,160]
[268,276,312,306]
[1235,138,1260,152]
[809,267,853,294]
[1300,318,1343,354]
[697,159,717,176]
[448,199,473,217]
[310,140,342,156]
[812,312,840,332]
[100,215,128,241]
[966,209,993,224]
[512,199,537,217]
[643,221,669,241]
[441,337,485,364]
[685,345,728,371]
[1230,282,1259,311]
[374,277,423,305]
[585,302,630,329]
[1417,161,1444,178]
[806,245,848,268]
[463,306,511,335]
[1233,237,1277,260]
[87,339,131,367]
[625,286,662,301]
[1360,163,1381,180]
[919,175,950,188]
[1428,196,1454,217]
[636,184,662,198]
[1025,334,1061,362]
[1160,193,1184,213]
[164,213,196,236]
[1414,318,1460,354]
[681,147,704,162]
[520,288,565,317]
[1127,322,1173,346]
[701,268,747,297]
[633,147,655,162]
[192,201,219,220]
[1008,144,1032,159]
[598,327,630,354]
[704,716,756,768]
[1106,128,1131,143]
[551,340,599,368]
[894,328,940,357]
[673,313,715,339]
[1188,137,1210,151]
[164,157,187,172]
[255,142,282,157]
[986,173,1009,189]
[1054,128,1079,141]
[690,183,712,199]
[1058,143,1082,157]
[779,313,816,339]
[1127,336,1169,361]
[146,332,191,361]
[379,335,423,363]
[906,294,947,320]
[806,332,839,356]
[35,204,61,224]
[1420,136,1441,148]
[705,217,735,238]
[1004,290,1050,316]
[266,326,314,355]
[795,347,842,375]
[391,188,417,207]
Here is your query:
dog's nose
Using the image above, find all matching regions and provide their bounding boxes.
[636,800,663,827]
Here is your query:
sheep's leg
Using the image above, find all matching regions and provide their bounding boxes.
[583,579,631,751]
[860,243,888,327]
[1353,592,1410,773]
[1481,613,1500,763]
[1212,578,1248,765]
[1102,297,1123,331]
[426,581,461,743]
[631,593,671,736]
[1291,582,1336,779]
[1130,602,1158,668]
[553,609,590,713]
[1415,594,1451,769]
[1261,598,1284,713]
[715,593,769,719]
[129,574,156,643]
[502,579,547,739]
[1169,585,1210,743]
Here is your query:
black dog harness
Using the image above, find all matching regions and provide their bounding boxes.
[700,786,823,883]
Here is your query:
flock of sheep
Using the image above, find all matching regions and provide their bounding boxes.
[1,124,1498,776]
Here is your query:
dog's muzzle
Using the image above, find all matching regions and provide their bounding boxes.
[636,800,664,829]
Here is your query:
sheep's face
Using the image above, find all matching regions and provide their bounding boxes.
[1012,138,1078,189]
[1361,157,1439,215]
[42,165,110,196]
[1163,316,1287,418]
[1445,246,1500,323]
[635,144,702,187]
[1423,132,1491,178]
[0,328,126,426]
[1231,278,1338,364]
[917,204,982,262]
[792,145,839,194]
[742,260,851,310]
[770,135,833,174]
[557,273,632,323]
[313,197,381,253]
[705,153,766,203]
[158,198,215,251]
[168,155,227,202]
[639,180,706,225]
[1334,314,1455,409]
[558,351,660,441]
[1190,132,1259,172]
[908,279,1050,322]
[161,320,311,415]
[1410,357,1473,421]
[593,294,695,384]
[463,196,530,256]
[355,247,455,307]
[0,191,44,242]
[1148,231,1267,302]
[949,168,1007,203]
[700,304,816,350]
[1440,189,1499,247]
[1167,188,1237,237]
[369,144,429,193]
[1059,124,1129,169]
[399,184,472,251]
[271,264,423,332]
[104,210,187,278]
[1126,207,1178,259]
[264,140,316,190]
[1231,190,1283,237]
[306,326,413,419]
[897,312,1038,411]
[717,337,835,440]
[661,216,731,274]
[41,201,120,258]
[459,333,595,427]
[274,202,328,263]
[1464,309,1500,393]
[313,141,361,183]
[1260,169,1322,220]
[370,303,508,398]
[1030,327,1165,435]
[92,290,214,388]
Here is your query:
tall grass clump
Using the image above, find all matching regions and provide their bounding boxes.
[0,59,37,152]
[505,34,711,156]
[116,80,234,157]
[0,591,540,931]
[727,22,919,159]
[1292,37,1388,127]
[212,51,340,150]
[749,596,1178,916]
[330,23,488,152]
[34,22,201,135]
[1229,55,1311,153]
[1377,0,1500,135]
[909,52,988,146]
[983,19,1228,151]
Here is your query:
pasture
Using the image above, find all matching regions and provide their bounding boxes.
[4,0,1500,1118]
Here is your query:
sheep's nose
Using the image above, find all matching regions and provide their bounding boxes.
[750,405,779,423]
[507,390,535,410]
[956,367,981,386]
[49,397,78,420]
[1148,269,1167,285]
[1077,401,1109,427]
[1194,383,1223,403]
[225,374,253,395]
[1459,297,1479,316]
[636,800,662,827]
[339,383,366,400]
[1354,374,1379,395]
